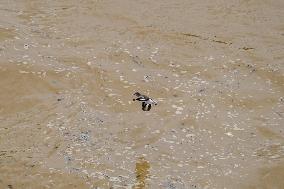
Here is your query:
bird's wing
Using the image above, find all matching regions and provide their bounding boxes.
[137,95,149,101]
[133,92,141,97]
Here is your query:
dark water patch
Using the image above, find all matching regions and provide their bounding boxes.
[244,161,284,189]
[257,126,283,140]
[0,28,15,41]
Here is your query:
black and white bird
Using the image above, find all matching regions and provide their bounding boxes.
[133,92,157,111]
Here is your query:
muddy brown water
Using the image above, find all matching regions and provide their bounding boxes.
[0,0,284,188]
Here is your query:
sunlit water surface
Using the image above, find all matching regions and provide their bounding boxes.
[0,1,284,189]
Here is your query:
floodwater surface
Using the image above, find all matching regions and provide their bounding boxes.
[0,0,284,189]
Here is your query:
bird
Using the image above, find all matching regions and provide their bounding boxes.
[133,92,157,111]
